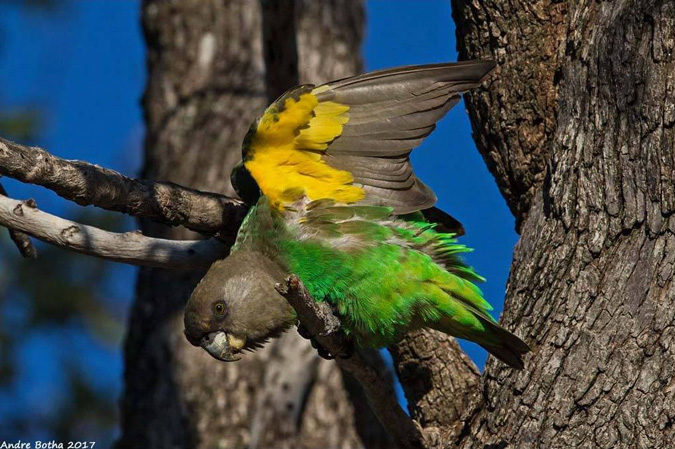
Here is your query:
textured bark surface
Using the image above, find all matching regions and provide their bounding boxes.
[118,1,378,449]
[389,330,480,444]
[413,1,675,448]
[453,0,568,229]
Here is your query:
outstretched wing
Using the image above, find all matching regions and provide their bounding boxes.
[236,60,495,216]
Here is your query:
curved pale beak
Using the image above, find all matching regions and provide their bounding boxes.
[200,331,247,362]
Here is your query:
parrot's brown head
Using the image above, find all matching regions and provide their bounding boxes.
[183,250,296,361]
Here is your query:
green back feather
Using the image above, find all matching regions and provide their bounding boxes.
[231,197,529,367]
[240,199,495,347]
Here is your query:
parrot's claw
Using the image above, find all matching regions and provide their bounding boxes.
[305,330,336,360]
[315,344,336,360]
[297,323,313,340]
[336,338,354,359]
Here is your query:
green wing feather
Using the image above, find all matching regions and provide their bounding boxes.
[232,195,529,368]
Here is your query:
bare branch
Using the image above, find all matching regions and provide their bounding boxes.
[0,137,248,238]
[277,275,426,449]
[0,181,37,258]
[0,194,228,269]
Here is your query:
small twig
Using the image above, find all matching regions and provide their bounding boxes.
[0,182,37,258]
[277,275,426,449]
[0,194,228,269]
[0,137,249,238]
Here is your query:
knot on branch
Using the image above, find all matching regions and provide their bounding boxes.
[11,198,36,217]
[61,225,81,241]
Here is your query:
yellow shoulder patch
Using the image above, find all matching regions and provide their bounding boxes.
[244,89,364,209]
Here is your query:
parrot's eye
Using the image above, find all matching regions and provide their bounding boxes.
[212,301,227,319]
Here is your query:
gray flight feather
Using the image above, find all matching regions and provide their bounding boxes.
[316,60,495,214]
[230,61,492,236]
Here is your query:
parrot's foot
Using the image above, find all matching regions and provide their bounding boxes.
[310,337,354,360]
[297,323,354,360]
[297,323,313,340]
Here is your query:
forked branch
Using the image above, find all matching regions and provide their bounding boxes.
[0,182,37,258]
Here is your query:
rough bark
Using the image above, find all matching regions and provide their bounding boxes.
[394,1,675,448]
[453,0,568,230]
[389,330,480,444]
[118,1,377,449]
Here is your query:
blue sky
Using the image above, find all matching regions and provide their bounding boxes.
[0,0,517,441]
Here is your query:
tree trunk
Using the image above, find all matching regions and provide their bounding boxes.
[392,1,675,448]
[116,1,387,448]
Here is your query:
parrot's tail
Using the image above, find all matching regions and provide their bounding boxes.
[477,322,531,369]
[432,315,531,369]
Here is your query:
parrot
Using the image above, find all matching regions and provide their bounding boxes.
[183,60,531,369]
